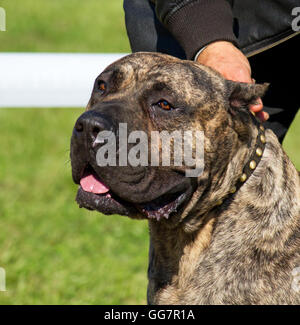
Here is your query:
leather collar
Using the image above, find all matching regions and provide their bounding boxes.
[215,111,266,207]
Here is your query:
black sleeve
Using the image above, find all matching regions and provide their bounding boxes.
[153,0,238,60]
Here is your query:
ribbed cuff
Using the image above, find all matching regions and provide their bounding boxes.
[165,0,238,60]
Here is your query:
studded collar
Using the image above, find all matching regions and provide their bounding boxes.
[214,111,266,208]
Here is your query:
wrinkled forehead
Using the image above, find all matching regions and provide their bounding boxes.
[101,52,225,96]
[101,52,179,79]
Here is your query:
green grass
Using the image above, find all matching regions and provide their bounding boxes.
[0,0,146,304]
[0,108,149,305]
[0,0,130,52]
[0,0,150,305]
[283,112,300,169]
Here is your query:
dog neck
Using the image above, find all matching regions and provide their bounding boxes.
[212,116,266,208]
[147,129,300,304]
[178,112,265,231]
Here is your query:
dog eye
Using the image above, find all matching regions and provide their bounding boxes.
[97,80,107,93]
[157,100,173,111]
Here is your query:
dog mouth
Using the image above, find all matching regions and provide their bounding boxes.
[75,164,188,220]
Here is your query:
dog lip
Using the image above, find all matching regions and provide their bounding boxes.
[75,163,132,215]
[76,183,188,221]
[71,160,89,185]
[76,186,135,216]
[135,191,187,220]
[72,164,192,220]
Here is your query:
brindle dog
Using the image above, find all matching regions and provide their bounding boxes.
[70,52,300,304]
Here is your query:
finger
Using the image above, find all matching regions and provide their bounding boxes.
[249,98,263,112]
[255,110,269,122]
[262,111,269,121]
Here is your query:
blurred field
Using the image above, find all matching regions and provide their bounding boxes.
[0,108,148,305]
[0,0,299,306]
[284,112,300,169]
[0,0,130,52]
[0,0,148,305]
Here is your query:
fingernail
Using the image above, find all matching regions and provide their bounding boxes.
[264,112,269,120]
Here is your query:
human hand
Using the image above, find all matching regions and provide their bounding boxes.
[196,41,269,122]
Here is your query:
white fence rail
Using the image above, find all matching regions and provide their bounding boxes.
[0,53,126,107]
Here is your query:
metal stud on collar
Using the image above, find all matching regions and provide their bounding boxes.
[249,160,257,170]
[230,186,236,194]
[239,173,247,182]
[256,147,263,157]
[260,134,266,144]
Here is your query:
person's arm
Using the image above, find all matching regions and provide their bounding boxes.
[153,0,237,60]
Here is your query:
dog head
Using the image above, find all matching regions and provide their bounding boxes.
[70,52,268,228]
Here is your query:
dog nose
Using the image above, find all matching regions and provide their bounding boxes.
[74,110,113,142]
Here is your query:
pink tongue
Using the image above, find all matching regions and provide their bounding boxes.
[80,173,110,194]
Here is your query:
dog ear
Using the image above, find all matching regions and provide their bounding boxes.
[226,80,269,109]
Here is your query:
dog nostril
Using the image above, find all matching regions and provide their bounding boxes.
[75,122,84,132]
[92,126,101,138]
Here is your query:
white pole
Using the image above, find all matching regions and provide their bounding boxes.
[0,53,127,107]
